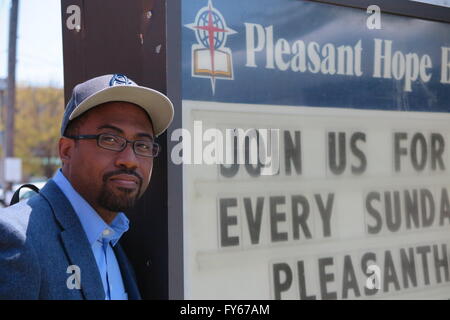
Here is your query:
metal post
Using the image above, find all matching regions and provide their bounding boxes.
[4,0,20,203]
[0,78,5,205]
[6,0,19,159]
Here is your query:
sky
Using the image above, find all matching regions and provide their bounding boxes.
[1,0,63,88]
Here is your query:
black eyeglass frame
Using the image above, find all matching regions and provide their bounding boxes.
[64,133,160,158]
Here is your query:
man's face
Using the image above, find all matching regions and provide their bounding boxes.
[60,102,155,215]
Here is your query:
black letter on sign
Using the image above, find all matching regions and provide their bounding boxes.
[420,189,435,228]
[270,196,288,242]
[272,263,293,300]
[284,131,302,176]
[318,257,337,300]
[433,244,449,283]
[385,191,401,232]
[361,252,377,296]
[297,261,316,300]
[366,192,382,234]
[220,135,239,178]
[383,250,401,293]
[394,132,407,172]
[315,193,334,238]
[399,248,417,289]
[328,132,346,175]
[350,132,367,174]
[440,188,450,226]
[219,198,239,247]
[411,133,427,171]
[431,133,445,171]
[342,255,361,299]
[244,197,264,245]
[416,245,432,285]
[291,195,312,240]
[404,189,419,229]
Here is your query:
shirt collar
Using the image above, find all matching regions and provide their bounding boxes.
[53,169,129,247]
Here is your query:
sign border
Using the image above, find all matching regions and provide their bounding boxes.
[306,0,450,23]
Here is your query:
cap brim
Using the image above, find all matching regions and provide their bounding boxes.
[68,85,174,137]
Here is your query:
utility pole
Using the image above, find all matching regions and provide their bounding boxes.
[6,0,19,159]
[0,78,6,150]
[3,0,19,204]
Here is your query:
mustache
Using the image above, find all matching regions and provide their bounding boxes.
[102,169,143,186]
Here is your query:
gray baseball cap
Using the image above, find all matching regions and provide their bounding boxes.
[61,74,174,137]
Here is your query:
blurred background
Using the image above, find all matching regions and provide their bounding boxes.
[1,0,63,204]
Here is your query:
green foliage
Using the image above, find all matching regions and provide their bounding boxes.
[14,86,64,180]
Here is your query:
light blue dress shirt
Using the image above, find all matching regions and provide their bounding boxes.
[53,169,129,300]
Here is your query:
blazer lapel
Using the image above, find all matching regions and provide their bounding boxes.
[40,180,105,300]
[114,244,142,300]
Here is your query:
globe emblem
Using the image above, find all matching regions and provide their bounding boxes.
[185,0,237,94]
[195,10,226,49]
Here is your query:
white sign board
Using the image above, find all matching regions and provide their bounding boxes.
[182,100,450,299]
[180,0,450,300]
[4,157,22,183]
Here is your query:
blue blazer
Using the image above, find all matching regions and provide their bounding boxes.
[0,179,141,300]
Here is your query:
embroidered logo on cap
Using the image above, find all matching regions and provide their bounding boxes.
[109,74,133,86]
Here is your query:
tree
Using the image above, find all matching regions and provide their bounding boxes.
[13,86,64,180]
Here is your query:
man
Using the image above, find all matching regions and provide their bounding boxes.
[0,74,174,299]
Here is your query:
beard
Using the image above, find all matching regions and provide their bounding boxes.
[97,169,143,212]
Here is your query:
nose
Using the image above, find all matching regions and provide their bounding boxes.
[114,142,139,170]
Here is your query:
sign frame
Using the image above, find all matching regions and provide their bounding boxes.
[306,0,450,23]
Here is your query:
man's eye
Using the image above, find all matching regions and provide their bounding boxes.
[101,135,119,144]
[136,142,151,150]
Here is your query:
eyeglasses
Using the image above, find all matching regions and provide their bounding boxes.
[64,133,160,158]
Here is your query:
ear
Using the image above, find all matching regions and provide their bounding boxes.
[59,137,74,165]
